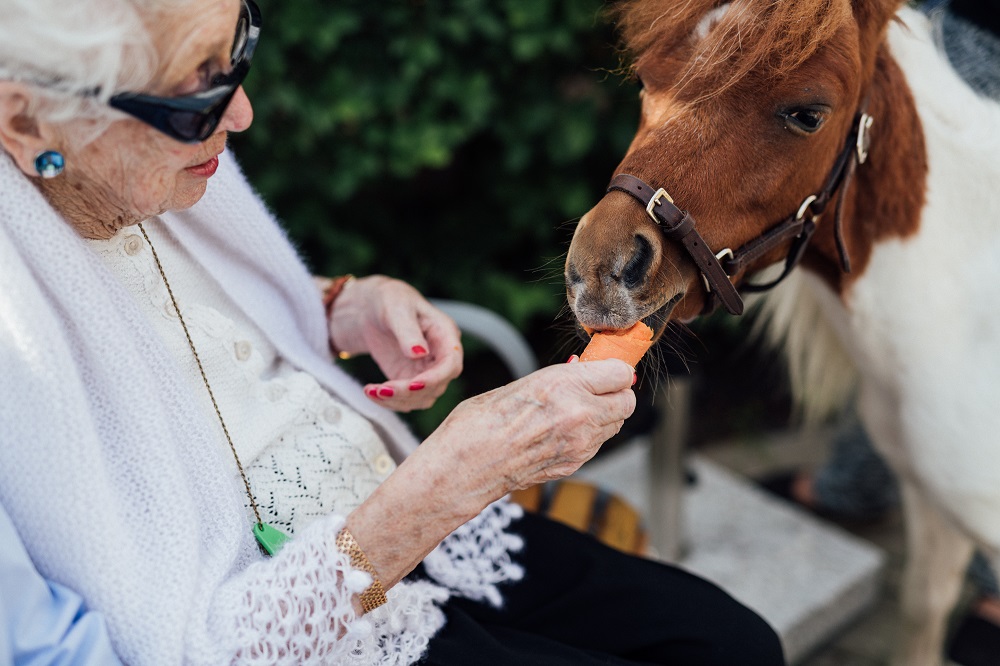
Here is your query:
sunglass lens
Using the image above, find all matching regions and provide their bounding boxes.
[167,111,211,142]
[232,8,249,64]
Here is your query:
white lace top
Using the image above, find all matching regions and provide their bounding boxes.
[86,219,396,530]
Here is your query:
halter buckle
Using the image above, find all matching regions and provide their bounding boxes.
[795,195,818,221]
[701,248,735,293]
[645,187,674,222]
[856,113,874,165]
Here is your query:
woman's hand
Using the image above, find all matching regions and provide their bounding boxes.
[424,359,637,506]
[327,275,462,412]
[345,358,635,588]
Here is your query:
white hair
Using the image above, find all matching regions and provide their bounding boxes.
[0,0,187,133]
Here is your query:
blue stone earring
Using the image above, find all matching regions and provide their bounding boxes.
[34,150,65,179]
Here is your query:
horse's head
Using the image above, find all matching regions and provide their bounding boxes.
[566,0,909,337]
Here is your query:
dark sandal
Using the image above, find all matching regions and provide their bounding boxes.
[757,469,800,503]
[755,468,888,527]
[948,613,1000,666]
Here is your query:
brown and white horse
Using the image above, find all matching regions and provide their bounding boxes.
[565,1,1000,663]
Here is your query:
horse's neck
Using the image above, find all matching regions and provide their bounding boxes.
[803,8,999,306]
[845,8,1000,314]
[764,7,1000,418]
[843,8,1000,358]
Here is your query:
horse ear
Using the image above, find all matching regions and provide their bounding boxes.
[851,0,906,30]
[850,0,905,54]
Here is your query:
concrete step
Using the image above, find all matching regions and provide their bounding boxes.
[573,438,886,664]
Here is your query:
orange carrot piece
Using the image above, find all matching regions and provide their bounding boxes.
[579,322,654,367]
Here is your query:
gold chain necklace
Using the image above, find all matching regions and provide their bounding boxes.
[138,223,289,556]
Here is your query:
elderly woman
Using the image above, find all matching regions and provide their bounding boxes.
[0,1,785,664]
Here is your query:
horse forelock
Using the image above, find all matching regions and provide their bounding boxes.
[614,0,856,98]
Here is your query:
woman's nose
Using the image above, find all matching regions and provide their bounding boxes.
[221,85,254,134]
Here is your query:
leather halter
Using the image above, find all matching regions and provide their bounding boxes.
[605,106,873,316]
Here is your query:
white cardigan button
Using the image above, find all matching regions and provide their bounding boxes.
[234,340,252,361]
[373,453,394,476]
[123,235,143,256]
[323,406,342,424]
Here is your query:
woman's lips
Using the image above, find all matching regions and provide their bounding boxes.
[185,155,220,177]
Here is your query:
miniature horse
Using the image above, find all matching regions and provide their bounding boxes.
[565,0,1000,663]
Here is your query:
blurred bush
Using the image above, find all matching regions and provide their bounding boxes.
[231,0,638,339]
[229,0,646,433]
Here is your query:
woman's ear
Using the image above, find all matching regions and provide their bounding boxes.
[0,82,55,177]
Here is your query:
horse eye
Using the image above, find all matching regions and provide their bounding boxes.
[781,106,828,135]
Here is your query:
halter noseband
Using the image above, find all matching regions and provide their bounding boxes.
[605,105,874,316]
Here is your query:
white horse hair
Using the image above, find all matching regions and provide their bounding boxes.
[756,8,1000,664]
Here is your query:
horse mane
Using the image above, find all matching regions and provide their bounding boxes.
[610,0,855,97]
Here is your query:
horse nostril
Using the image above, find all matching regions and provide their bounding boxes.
[622,234,653,289]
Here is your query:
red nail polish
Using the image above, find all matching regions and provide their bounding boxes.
[412,345,428,356]
[632,372,637,386]
[366,387,379,398]
[378,387,395,398]
[409,381,426,391]
[566,354,579,363]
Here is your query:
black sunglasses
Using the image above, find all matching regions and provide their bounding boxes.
[108,0,261,143]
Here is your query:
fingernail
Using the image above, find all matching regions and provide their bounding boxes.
[632,372,637,386]
[366,387,380,398]
[412,345,428,356]
[378,386,395,398]
[409,381,426,391]
[566,354,579,364]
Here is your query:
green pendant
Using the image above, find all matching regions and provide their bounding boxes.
[253,522,290,556]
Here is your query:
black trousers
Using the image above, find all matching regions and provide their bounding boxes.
[417,511,786,665]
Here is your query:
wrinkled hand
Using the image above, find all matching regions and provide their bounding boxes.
[343,358,634,589]
[414,358,636,514]
[328,275,463,412]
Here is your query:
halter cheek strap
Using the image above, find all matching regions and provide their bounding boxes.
[605,103,873,317]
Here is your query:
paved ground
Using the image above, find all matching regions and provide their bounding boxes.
[697,428,975,665]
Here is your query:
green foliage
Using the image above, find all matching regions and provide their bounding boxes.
[232,0,639,332]
[230,0,642,433]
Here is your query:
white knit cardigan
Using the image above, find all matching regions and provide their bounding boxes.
[0,151,523,665]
